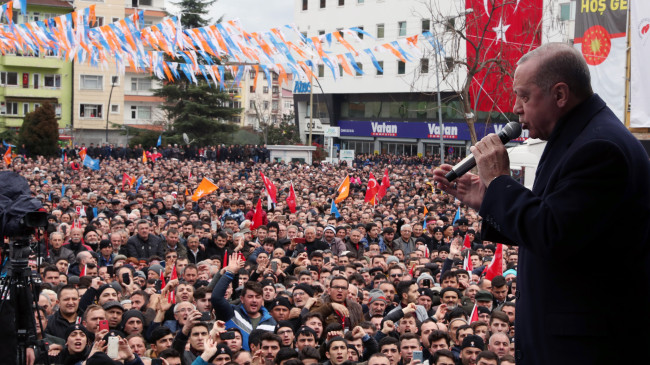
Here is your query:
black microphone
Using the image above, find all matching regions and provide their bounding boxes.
[444,121,522,182]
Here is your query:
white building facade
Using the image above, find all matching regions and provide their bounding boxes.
[293,0,573,158]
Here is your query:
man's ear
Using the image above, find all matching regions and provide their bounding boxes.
[553,82,570,108]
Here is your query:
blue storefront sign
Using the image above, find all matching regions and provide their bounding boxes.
[338,120,528,142]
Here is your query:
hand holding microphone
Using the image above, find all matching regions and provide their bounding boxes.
[433,122,522,210]
[444,122,522,182]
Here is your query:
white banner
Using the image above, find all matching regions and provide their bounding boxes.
[631,1,650,127]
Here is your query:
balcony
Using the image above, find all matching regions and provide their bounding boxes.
[0,55,68,69]
[0,86,63,99]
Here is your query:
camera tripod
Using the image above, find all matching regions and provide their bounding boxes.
[0,237,49,365]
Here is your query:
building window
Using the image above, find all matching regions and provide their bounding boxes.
[420,58,429,73]
[445,17,456,32]
[250,85,255,92]
[263,101,270,110]
[339,65,344,77]
[131,105,151,120]
[358,0,364,3]
[80,75,103,90]
[80,104,103,118]
[34,103,40,111]
[422,19,431,33]
[302,0,308,10]
[250,101,255,109]
[272,101,279,111]
[44,74,61,88]
[320,0,326,8]
[445,56,454,71]
[560,1,576,21]
[263,86,269,93]
[112,17,120,23]
[6,102,18,115]
[111,104,120,113]
[376,61,384,76]
[272,86,279,94]
[338,0,344,5]
[397,61,406,75]
[55,104,62,117]
[22,103,29,116]
[357,26,364,39]
[355,62,363,76]
[398,21,407,36]
[318,30,325,35]
[318,64,325,77]
[377,24,384,39]
[94,16,104,27]
[33,74,39,89]
[131,77,152,91]
[1,71,19,86]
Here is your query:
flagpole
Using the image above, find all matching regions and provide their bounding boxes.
[624,5,631,128]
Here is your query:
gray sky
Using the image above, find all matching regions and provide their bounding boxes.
[210,0,295,33]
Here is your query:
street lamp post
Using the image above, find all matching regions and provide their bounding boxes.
[106,78,116,143]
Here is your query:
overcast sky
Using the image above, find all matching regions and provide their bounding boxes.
[206,0,295,33]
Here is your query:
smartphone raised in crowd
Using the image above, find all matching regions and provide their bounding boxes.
[220,331,236,340]
[271,261,278,272]
[412,351,423,363]
[107,336,119,358]
[99,320,109,332]
[122,272,131,285]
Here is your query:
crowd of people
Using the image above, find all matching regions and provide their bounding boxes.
[1,149,516,365]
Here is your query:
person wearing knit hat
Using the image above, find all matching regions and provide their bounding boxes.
[98,239,114,267]
[147,264,164,280]
[274,320,295,347]
[268,297,292,322]
[121,309,145,335]
[51,324,93,365]
[416,273,435,288]
[96,283,119,306]
[367,289,389,317]
[460,334,485,364]
[291,283,314,310]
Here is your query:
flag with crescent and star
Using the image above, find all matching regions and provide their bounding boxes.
[466,0,543,113]
[364,172,379,205]
[574,0,627,122]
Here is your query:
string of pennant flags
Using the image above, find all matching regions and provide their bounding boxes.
[0,0,443,90]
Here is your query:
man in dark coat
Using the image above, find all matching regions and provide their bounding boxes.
[434,43,650,364]
[126,219,165,259]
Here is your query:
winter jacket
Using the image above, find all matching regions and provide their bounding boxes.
[211,271,277,350]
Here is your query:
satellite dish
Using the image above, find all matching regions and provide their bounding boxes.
[182,133,190,144]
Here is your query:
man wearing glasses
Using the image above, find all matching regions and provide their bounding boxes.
[309,276,364,329]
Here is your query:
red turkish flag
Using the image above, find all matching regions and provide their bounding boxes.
[286,183,297,213]
[484,243,504,280]
[469,303,479,323]
[260,171,277,203]
[251,197,264,229]
[376,169,391,201]
[364,172,379,205]
[465,0,542,113]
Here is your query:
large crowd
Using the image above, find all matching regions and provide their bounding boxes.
[1,147,516,365]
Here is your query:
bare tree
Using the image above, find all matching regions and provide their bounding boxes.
[410,0,545,145]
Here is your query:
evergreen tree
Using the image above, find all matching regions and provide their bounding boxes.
[156,0,241,146]
[18,103,59,157]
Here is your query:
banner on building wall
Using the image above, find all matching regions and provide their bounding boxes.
[630,0,650,127]
[465,0,543,114]
[574,0,628,122]
[338,120,528,142]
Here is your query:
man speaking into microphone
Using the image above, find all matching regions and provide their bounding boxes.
[433,43,650,365]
